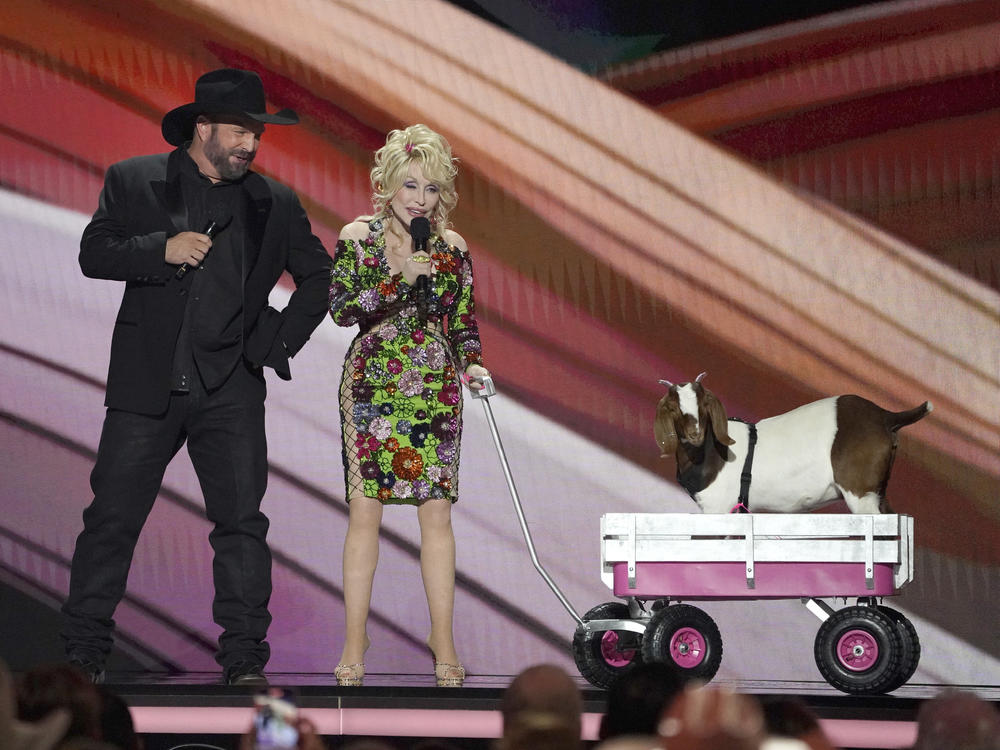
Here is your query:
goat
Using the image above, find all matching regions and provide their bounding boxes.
[654,373,932,514]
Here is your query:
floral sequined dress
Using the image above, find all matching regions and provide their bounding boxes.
[329,218,484,505]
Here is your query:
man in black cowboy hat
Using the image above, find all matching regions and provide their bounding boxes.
[61,68,331,685]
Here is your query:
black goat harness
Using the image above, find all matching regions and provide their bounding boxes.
[732,420,757,514]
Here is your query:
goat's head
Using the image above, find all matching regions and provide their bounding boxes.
[654,372,735,457]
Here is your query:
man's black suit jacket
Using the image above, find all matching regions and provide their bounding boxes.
[80,147,331,416]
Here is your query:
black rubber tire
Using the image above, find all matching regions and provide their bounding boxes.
[572,602,644,689]
[640,603,723,682]
[814,605,902,695]
[877,606,921,692]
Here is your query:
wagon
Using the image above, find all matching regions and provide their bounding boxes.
[473,378,921,695]
[576,512,920,694]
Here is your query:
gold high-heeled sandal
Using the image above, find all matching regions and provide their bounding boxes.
[334,663,365,687]
[434,661,465,688]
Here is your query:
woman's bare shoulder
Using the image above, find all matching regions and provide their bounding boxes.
[339,219,372,242]
[443,228,468,253]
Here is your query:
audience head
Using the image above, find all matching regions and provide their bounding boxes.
[0,659,70,750]
[657,683,765,750]
[16,664,102,745]
[340,742,397,750]
[913,689,1000,750]
[599,663,686,741]
[411,741,464,750]
[96,687,141,750]
[760,698,834,750]
[759,740,810,750]
[594,738,662,750]
[500,664,582,750]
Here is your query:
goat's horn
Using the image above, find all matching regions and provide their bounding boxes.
[695,371,707,383]
[658,378,674,388]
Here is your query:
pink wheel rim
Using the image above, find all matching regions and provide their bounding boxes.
[600,630,635,668]
[836,628,879,672]
[669,626,706,668]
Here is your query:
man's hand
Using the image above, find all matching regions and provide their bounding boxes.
[166,231,213,268]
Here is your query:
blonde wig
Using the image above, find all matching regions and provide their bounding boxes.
[371,124,459,231]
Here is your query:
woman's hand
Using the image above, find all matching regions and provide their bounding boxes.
[402,252,432,286]
[464,364,490,390]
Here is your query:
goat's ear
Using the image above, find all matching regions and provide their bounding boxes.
[703,389,735,446]
[654,397,679,457]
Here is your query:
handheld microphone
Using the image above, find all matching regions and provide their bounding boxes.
[409,217,432,324]
[175,217,226,279]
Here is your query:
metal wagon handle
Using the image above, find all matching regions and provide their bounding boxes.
[472,376,585,627]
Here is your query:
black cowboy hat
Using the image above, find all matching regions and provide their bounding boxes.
[161,68,298,146]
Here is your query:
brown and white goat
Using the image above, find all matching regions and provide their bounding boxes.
[654,373,932,514]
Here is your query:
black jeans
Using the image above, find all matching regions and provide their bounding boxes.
[61,361,271,670]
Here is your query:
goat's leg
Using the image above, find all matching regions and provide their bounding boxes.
[840,488,884,514]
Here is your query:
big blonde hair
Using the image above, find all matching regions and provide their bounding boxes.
[371,124,459,231]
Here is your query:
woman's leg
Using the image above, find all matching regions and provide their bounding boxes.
[338,495,383,666]
[417,498,460,665]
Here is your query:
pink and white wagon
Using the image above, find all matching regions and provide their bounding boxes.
[474,379,920,695]
[576,512,919,694]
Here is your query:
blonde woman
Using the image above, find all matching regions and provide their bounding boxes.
[329,124,489,687]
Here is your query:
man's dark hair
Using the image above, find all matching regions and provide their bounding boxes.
[98,686,141,750]
[17,664,102,744]
[914,689,1000,750]
[761,697,823,737]
[598,662,686,740]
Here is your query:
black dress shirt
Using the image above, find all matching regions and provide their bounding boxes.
[171,151,246,391]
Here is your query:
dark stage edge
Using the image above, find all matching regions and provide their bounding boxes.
[102,671,1000,749]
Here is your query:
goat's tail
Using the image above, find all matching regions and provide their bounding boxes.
[889,401,933,430]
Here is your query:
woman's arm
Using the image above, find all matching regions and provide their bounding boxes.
[328,222,371,327]
[444,230,489,386]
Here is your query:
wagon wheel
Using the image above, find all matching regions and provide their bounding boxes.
[572,602,644,689]
[641,603,723,682]
[877,606,921,692]
[814,605,902,695]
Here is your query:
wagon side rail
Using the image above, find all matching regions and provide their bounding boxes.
[601,513,914,595]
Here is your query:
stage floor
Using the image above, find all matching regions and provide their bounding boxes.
[104,671,1000,749]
